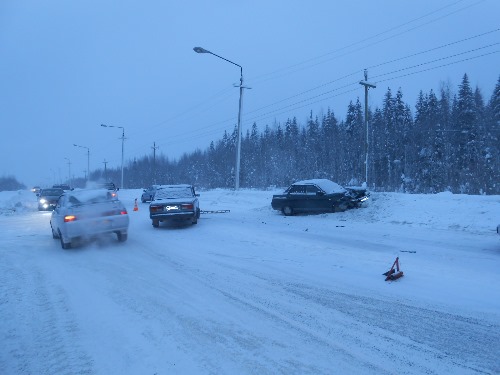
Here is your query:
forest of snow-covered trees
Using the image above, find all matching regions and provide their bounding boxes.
[87,74,499,195]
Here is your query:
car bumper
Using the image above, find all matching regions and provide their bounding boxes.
[61,216,130,240]
[38,203,57,211]
[150,212,196,221]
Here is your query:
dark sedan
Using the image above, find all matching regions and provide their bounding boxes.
[149,185,200,227]
[271,179,369,216]
[37,188,64,211]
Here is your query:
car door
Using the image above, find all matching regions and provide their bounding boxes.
[305,185,329,212]
[51,195,67,233]
[286,184,309,212]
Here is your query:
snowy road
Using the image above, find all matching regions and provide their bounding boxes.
[1,189,499,374]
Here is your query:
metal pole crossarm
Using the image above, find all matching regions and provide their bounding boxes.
[359,80,377,89]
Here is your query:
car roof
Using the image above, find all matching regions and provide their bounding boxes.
[292,179,346,194]
[66,188,119,201]
[156,184,193,189]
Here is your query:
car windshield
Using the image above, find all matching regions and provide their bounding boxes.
[155,187,193,199]
[41,189,63,196]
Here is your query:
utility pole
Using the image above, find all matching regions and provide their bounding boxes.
[103,159,108,181]
[64,157,72,187]
[151,142,159,184]
[359,69,376,188]
[100,124,125,189]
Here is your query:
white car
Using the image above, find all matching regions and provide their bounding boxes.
[50,189,129,249]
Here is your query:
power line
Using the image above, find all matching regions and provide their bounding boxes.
[92,1,496,164]
[248,0,485,85]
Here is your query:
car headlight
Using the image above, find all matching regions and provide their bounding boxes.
[39,198,47,204]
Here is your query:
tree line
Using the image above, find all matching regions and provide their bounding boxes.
[86,74,498,195]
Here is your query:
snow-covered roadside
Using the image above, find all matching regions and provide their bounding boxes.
[0,188,499,374]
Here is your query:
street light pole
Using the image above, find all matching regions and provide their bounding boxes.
[193,46,245,190]
[73,144,90,183]
[101,124,125,189]
[64,157,71,186]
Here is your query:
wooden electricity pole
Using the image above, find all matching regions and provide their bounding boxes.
[359,69,376,188]
[103,159,108,181]
[152,142,159,184]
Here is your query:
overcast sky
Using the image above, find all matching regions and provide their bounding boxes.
[1,0,498,187]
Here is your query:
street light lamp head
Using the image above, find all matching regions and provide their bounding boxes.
[100,124,107,127]
[193,47,210,54]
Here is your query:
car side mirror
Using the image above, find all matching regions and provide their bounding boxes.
[196,193,200,197]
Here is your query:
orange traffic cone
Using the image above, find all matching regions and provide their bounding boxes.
[133,198,139,211]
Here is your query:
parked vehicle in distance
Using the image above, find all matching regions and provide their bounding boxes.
[53,184,72,191]
[271,179,369,216]
[141,185,161,203]
[50,189,129,249]
[37,187,64,211]
[149,184,200,227]
[31,186,41,194]
[97,182,118,191]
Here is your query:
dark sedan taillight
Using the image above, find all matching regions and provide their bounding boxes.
[150,205,163,213]
[181,203,194,210]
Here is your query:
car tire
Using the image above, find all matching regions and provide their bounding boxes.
[141,198,146,203]
[59,230,71,249]
[192,215,198,225]
[51,224,59,239]
[282,206,293,216]
[117,231,128,242]
[152,219,159,228]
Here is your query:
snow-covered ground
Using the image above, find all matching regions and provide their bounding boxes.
[0,188,499,375]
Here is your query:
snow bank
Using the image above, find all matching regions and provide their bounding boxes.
[0,189,38,215]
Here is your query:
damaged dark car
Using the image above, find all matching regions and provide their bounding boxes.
[271,179,369,216]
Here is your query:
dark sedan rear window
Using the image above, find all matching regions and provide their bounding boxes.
[155,187,194,199]
[41,189,64,195]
